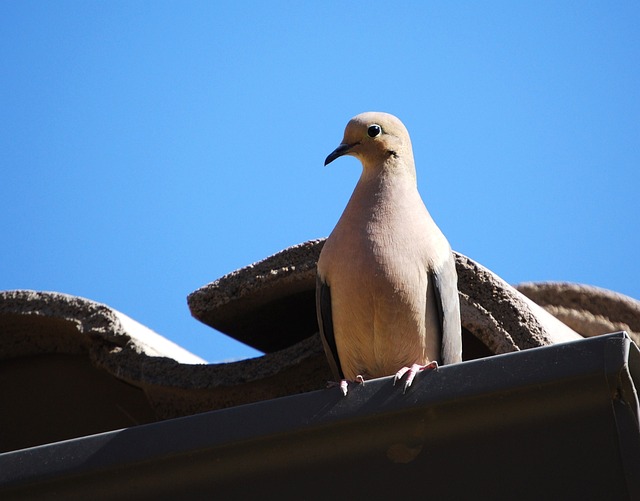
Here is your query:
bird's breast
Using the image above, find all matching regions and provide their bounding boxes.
[316,173,452,379]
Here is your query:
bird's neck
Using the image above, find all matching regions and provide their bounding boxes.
[359,155,418,187]
[346,160,421,221]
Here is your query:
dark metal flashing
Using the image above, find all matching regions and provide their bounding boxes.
[1,332,638,500]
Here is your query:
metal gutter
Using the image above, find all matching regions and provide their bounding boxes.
[1,332,638,500]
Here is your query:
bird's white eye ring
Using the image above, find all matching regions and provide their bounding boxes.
[367,124,382,138]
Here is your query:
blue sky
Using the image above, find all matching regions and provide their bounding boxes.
[2,2,638,362]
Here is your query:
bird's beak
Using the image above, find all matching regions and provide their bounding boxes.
[324,143,355,166]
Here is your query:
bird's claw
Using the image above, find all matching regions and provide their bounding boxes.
[393,361,438,393]
[327,376,365,396]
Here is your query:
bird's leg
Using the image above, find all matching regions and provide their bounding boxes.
[393,361,438,394]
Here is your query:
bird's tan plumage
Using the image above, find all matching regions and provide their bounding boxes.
[316,112,461,387]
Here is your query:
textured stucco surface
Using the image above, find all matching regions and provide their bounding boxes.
[188,239,581,355]
[516,282,640,345]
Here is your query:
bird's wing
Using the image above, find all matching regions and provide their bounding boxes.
[432,252,463,365]
[316,276,344,380]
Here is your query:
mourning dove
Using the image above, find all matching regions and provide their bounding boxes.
[316,112,462,395]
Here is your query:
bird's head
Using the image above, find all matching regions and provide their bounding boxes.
[324,112,414,173]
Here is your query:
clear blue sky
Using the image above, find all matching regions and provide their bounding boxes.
[2,2,638,362]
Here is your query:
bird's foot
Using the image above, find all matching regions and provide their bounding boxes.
[327,375,365,396]
[393,361,438,394]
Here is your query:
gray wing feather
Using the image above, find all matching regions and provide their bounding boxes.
[432,252,462,364]
[316,276,344,380]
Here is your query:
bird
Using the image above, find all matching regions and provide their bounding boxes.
[316,112,462,395]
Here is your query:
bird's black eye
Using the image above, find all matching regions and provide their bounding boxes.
[367,124,382,138]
